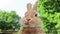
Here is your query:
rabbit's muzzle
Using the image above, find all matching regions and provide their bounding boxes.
[25,18,32,25]
[26,19,31,21]
[25,20,31,25]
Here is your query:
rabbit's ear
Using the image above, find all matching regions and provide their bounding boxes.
[33,1,38,11]
[27,3,32,11]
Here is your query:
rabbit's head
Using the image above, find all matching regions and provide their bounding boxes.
[20,1,41,27]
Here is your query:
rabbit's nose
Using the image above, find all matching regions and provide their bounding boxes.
[26,19,31,21]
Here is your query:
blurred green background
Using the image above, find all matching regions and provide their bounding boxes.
[38,0,60,34]
[0,10,20,31]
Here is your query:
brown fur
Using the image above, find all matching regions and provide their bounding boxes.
[19,1,44,34]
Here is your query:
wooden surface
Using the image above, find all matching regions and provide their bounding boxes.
[0,30,17,34]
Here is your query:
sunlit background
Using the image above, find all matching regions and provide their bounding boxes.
[0,0,37,17]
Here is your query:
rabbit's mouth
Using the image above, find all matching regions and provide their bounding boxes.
[25,21,30,25]
[24,21,35,27]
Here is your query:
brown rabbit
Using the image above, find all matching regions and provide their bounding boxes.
[19,1,44,34]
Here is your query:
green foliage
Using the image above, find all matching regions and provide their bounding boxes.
[38,0,60,34]
[0,10,20,30]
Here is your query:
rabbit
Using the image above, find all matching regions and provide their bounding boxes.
[19,1,44,34]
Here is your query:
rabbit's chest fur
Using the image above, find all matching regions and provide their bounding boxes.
[21,27,43,34]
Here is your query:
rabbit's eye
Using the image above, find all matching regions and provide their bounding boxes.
[35,14,37,17]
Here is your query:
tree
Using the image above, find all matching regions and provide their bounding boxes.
[38,0,60,34]
[0,10,20,31]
